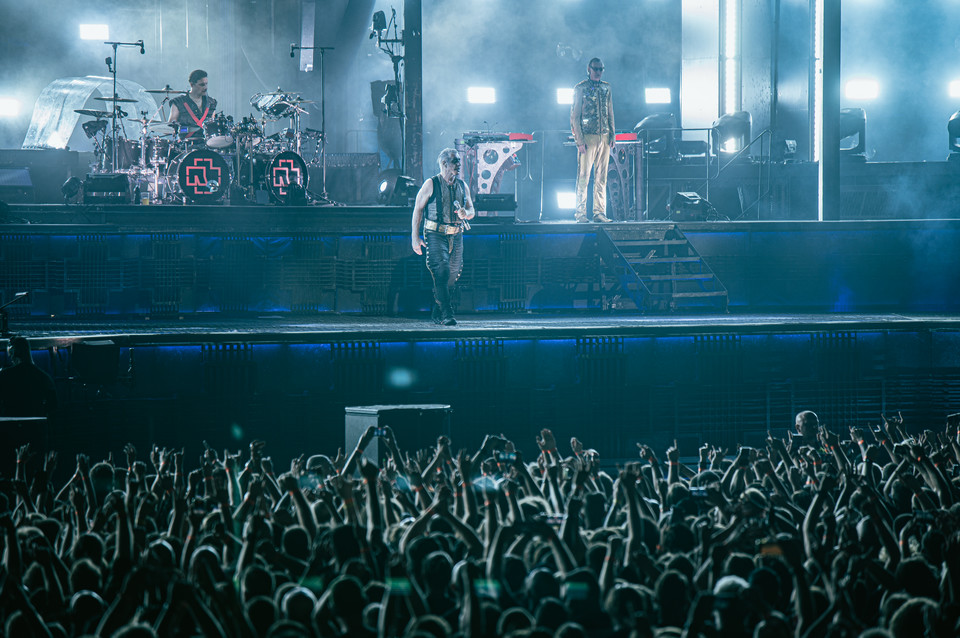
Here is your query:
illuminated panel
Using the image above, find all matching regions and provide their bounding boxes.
[556,88,574,105]
[844,79,879,100]
[0,98,21,117]
[79,24,109,40]
[645,87,672,104]
[467,87,496,104]
[556,191,576,209]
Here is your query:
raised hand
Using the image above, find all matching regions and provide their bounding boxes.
[456,449,473,482]
[665,441,680,464]
[570,437,585,456]
[277,473,299,493]
[123,443,136,468]
[537,429,558,454]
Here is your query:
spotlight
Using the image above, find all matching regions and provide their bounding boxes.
[634,113,677,160]
[712,111,752,154]
[376,170,417,206]
[948,109,960,155]
[556,88,574,105]
[839,107,866,156]
[381,83,401,117]
[667,192,722,221]
[371,11,387,33]
[61,177,81,203]
[774,139,798,162]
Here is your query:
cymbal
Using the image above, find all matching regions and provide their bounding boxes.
[146,86,186,95]
[74,109,111,118]
[284,98,314,104]
[93,96,138,103]
[127,118,170,125]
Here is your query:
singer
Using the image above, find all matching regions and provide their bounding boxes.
[571,57,615,223]
[168,69,217,143]
[411,148,475,326]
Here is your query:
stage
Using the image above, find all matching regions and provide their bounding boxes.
[3,190,960,472]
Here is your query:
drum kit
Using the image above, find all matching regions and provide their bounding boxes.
[75,87,319,205]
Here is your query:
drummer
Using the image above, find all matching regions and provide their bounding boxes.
[168,69,217,144]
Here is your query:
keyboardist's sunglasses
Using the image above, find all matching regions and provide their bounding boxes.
[590,66,604,72]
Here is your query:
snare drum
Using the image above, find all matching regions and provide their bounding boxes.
[204,113,234,148]
[167,148,231,202]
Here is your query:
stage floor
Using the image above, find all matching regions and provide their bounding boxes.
[12,312,960,347]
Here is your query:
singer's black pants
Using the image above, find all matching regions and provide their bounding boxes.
[424,230,464,318]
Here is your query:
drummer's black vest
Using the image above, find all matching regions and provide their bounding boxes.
[171,95,217,138]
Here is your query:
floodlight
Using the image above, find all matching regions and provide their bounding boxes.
[61,177,82,202]
[634,113,677,160]
[556,191,576,210]
[839,107,866,155]
[79,24,109,40]
[556,88,574,105]
[645,88,671,104]
[467,87,496,104]
[947,109,960,154]
[844,79,879,100]
[0,98,21,117]
[377,170,417,206]
[712,111,752,154]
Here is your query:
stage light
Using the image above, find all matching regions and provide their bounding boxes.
[371,11,387,32]
[556,191,576,210]
[61,177,81,203]
[377,170,417,206]
[722,0,740,114]
[950,81,960,99]
[79,24,109,40]
[948,110,960,155]
[712,111,751,154]
[839,107,866,155]
[556,88,574,105]
[645,88,671,104]
[467,87,496,104]
[844,79,879,100]
[634,113,677,159]
[0,98,21,117]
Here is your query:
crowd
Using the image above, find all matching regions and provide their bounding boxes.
[1,409,960,638]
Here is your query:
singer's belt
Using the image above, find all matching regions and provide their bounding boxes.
[423,219,464,235]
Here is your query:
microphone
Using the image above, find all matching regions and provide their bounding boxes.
[290,43,297,58]
[138,40,145,54]
[454,200,472,230]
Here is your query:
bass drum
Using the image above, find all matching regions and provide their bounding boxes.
[167,148,231,202]
[262,151,309,203]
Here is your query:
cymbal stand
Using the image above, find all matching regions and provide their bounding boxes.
[291,44,335,204]
[102,39,144,172]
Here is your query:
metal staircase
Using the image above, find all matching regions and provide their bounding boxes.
[595,224,728,312]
